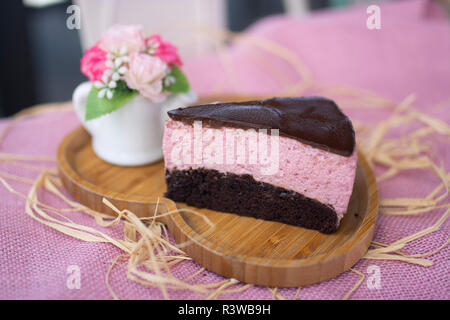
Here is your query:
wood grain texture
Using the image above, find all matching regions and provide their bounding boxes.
[58,115,378,288]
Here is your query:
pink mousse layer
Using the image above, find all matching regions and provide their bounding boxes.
[163,120,357,221]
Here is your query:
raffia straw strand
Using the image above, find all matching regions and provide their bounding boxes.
[342,268,365,300]
[0,152,56,162]
[0,175,91,213]
[269,287,286,300]
[1,159,52,172]
[381,203,450,216]
[293,287,301,300]
[0,170,36,184]
[205,278,239,300]
[364,209,450,266]
[105,254,124,300]
[371,238,450,259]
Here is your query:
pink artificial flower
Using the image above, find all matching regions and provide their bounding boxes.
[80,43,107,82]
[145,35,182,67]
[124,53,168,102]
[99,24,145,54]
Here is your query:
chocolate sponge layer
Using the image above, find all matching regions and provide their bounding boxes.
[165,168,338,234]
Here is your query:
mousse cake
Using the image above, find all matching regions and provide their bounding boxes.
[162,97,357,233]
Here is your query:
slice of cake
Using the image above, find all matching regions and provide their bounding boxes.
[162,97,357,233]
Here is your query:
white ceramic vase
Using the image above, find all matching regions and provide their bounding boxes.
[72,81,197,166]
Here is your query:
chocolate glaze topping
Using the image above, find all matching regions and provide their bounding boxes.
[168,97,355,156]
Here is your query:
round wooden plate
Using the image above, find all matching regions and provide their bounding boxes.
[58,126,378,287]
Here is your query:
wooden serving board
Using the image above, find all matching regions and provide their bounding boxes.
[58,126,378,287]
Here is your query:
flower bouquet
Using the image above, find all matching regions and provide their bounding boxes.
[73,24,196,166]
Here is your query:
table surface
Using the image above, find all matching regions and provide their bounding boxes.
[0,0,449,299]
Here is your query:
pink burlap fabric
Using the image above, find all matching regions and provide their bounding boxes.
[0,0,448,299]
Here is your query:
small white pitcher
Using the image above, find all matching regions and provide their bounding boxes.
[72,81,197,166]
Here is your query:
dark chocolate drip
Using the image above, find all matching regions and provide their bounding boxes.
[168,97,355,156]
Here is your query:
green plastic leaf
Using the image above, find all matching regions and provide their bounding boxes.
[163,66,190,93]
[85,81,138,121]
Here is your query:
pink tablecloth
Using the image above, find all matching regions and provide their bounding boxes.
[0,0,449,299]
